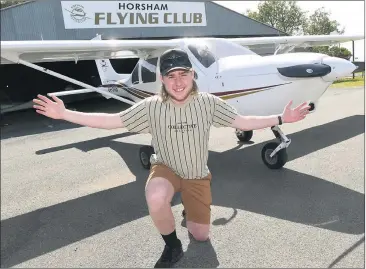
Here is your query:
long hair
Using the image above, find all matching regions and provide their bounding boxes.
[159,79,199,102]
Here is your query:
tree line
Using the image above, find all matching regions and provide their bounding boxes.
[245,0,353,59]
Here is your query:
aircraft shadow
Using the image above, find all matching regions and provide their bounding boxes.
[0,97,130,140]
[1,115,364,267]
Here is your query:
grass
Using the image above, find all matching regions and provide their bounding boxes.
[330,74,365,88]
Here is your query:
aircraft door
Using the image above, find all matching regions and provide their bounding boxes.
[185,43,219,93]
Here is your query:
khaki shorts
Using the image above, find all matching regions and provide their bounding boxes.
[147,164,212,225]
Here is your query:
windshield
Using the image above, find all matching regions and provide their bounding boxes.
[186,39,258,65]
[210,39,259,58]
[187,43,216,68]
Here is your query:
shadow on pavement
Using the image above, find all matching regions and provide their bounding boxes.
[327,236,365,268]
[1,114,364,268]
[1,98,130,140]
[175,234,219,268]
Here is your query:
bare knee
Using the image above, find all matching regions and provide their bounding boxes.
[187,221,210,241]
[191,231,209,241]
[145,177,174,213]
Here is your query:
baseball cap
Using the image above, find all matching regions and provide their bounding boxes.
[159,48,192,76]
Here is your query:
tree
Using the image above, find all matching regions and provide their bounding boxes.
[245,1,308,35]
[246,1,352,59]
[303,7,351,59]
[303,7,345,35]
[0,0,27,9]
[329,46,353,60]
[304,46,352,60]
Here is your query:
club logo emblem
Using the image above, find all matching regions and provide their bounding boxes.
[65,4,91,23]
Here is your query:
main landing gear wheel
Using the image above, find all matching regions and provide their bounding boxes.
[261,142,288,169]
[139,145,155,170]
[235,129,253,142]
[261,126,291,169]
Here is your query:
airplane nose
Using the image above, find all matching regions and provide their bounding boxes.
[321,56,357,82]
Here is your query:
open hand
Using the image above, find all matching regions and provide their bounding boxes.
[33,94,66,119]
[281,100,310,123]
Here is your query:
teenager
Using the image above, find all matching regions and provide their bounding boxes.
[33,48,310,268]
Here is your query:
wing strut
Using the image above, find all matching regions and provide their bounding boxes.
[16,58,136,106]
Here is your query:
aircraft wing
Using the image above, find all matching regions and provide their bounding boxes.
[0,39,181,64]
[227,34,364,47]
[0,38,181,105]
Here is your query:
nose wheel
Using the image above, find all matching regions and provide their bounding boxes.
[139,145,155,169]
[261,142,288,169]
[261,126,290,169]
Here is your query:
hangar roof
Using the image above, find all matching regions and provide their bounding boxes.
[1,0,286,41]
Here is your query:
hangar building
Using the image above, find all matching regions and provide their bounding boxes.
[0,0,285,110]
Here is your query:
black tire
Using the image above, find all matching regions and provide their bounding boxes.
[139,145,155,170]
[236,130,253,142]
[261,142,288,169]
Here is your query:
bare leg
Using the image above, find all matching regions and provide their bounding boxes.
[187,221,210,241]
[145,177,176,235]
[145,169,183,268]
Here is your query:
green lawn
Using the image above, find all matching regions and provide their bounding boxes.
[330,74,365,88]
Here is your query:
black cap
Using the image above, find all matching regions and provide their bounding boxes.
[159,48,192,76]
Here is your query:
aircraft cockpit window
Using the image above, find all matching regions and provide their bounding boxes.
[141,57,158,83]
[188,44,216,68]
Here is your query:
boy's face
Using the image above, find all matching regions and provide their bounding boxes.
[160,69,194,104]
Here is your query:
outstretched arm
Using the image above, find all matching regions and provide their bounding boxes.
[230,101,310,131]
[33,94,124,130]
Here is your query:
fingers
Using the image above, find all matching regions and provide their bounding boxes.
[33,98,47,106]
[37,94,52,104]
[303,106,311,112]
[33,105,46,111]
[33,94,52,107]
[33,95,49,113]
[35,109,46,115]
[297,108,310,121]
[294,102,309,111]
[285,100,293,109]
[300,106,311,115]
[49,94,63,104]
[33,94,63,111]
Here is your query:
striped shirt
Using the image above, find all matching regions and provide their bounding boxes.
[119,92,238,179]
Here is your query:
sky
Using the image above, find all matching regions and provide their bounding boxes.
[214,1,365,60]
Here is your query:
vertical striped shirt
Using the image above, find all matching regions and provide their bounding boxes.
[119,92,238,179]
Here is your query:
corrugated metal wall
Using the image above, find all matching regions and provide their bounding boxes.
[1,1,59,40]
[1,0,283,41]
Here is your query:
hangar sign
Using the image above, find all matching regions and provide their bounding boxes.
[61,1,207,29]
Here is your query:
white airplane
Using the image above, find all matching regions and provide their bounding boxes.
[1,33,363,169]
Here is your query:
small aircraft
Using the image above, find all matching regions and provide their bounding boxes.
[1,33,363,169]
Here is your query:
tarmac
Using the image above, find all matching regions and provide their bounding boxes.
[1,86,364,268]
